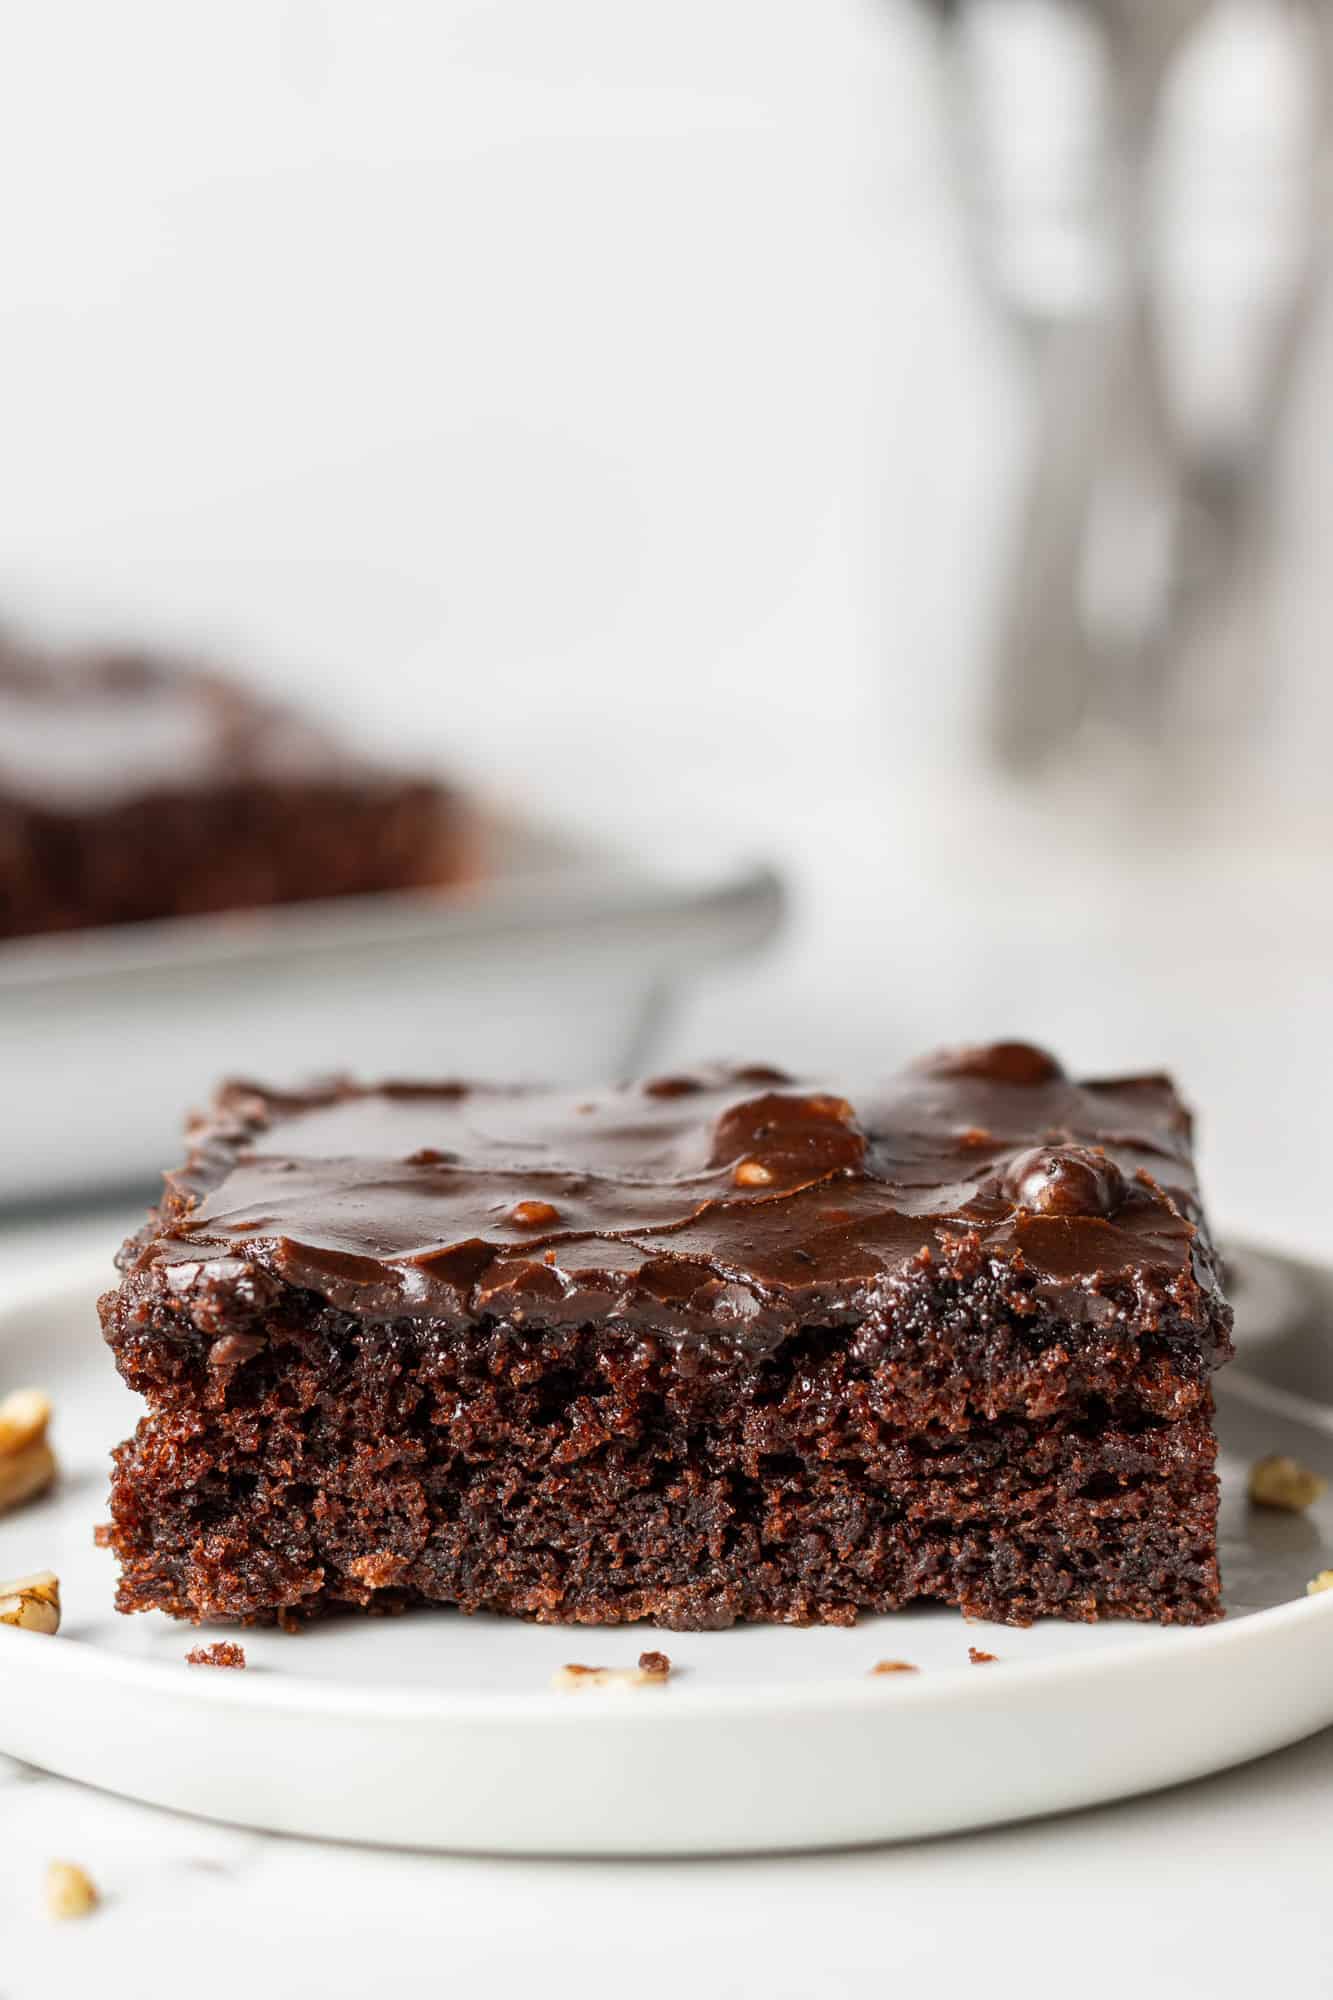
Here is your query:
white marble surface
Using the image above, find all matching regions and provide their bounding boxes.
[2,1728,1333,2000]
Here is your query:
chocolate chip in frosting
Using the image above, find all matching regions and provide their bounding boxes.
[642,1075,704,1099]
[509,1199,561,1227]
[918,1043,1066,1087]
[1004,1144,1126,1217]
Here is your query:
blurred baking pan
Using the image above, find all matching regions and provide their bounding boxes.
[0,813,783,1205]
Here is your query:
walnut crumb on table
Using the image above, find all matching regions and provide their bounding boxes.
[45,1861,99,1921]
[0,1387,57,1516]
[186,1642,246,1669]
[968,1647,998,1665]
[552,1661,671,1692]
[1249,1454,1327,1512]
[0,1571,61,1634]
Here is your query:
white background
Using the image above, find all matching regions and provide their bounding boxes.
[6,0,1332,795]
[3,0,983,783]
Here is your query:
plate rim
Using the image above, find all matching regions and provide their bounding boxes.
[4,1248,1333,1731]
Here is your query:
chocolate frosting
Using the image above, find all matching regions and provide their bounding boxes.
[140,1044,1228,1344]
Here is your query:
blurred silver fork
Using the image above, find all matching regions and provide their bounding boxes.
[923,0,1327,773]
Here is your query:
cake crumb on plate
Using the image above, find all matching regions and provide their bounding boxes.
[186,1642,246,1669]
[552,1662,669,1692]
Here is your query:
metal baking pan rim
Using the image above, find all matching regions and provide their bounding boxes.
[0,815,785,993]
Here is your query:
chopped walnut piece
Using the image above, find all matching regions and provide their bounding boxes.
[509,1199,561,1228]
[637,1649,672,1678]
[1248,1454,1327,1512]
[805,1095,854,1123]
[968,1647,998,1664]
[1307,1571,1333,1596]
[0,1388,56,1515]
[186,1642,246,1669]
[45,1861,99,1921]
[0,1387,51,1455]
[551,1662,669,1692]
[732,1158,775,1188]
[0,1571,61,1634]
[0,1440,56,1515]
[869,1659,919,1675]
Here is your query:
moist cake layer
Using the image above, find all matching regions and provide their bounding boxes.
[106,1298,1222,1627]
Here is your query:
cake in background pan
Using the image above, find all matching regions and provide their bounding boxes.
[0,637,468,939]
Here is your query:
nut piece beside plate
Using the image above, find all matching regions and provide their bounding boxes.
[1249,1454,1327,1512]
[551,1662,670,1693]
[0,1388,57,1515]
[0,1571,61,1634]
[44,1861,99,1921]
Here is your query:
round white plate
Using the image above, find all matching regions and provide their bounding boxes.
[2,1245,1332,1855]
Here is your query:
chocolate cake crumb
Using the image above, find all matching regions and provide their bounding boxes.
[208,1331,268,1372]
[637,1649,672,1677]
[93,1522,113,1548]
[186,1642,247,1669]
[968,1647,998,1664]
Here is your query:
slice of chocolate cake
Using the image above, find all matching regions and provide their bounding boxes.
[99,1044,1233,1629]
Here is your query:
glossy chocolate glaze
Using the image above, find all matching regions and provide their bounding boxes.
[138,1044,1230,1346]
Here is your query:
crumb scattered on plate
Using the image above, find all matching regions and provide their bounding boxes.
[552,1662,669,1692]
[869,1659,918,1675]
[968,1647,998,1665]
[186,1642,246,1669]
